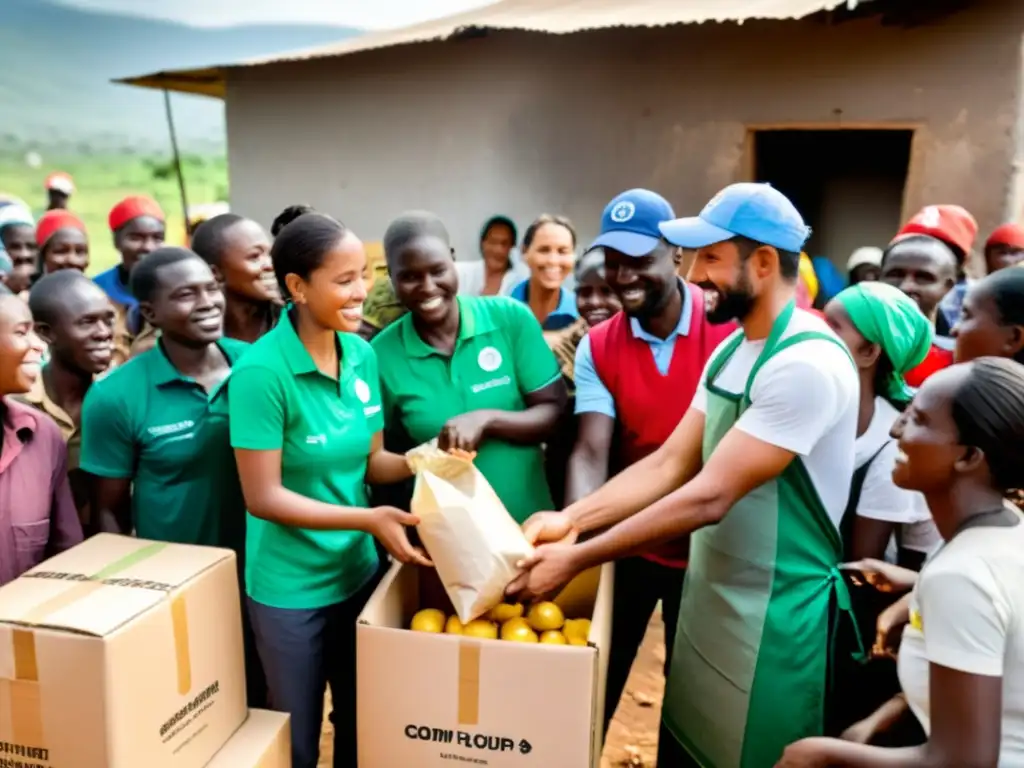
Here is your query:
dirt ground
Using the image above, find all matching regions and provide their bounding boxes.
[318,610,665,767]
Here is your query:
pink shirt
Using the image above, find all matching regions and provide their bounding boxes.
[0,398,83,585]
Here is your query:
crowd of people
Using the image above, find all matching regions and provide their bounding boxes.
[1,172,1024,768]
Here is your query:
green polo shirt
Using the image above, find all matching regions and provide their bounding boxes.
[228,311,382,610]
[372,296,560,524]
[80,338,250,550]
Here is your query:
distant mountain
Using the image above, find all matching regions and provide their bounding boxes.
[0,0,360,155]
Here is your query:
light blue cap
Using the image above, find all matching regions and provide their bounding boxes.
[659,183,810,253]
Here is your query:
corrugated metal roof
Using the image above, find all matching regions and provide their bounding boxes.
[117,0,870,99]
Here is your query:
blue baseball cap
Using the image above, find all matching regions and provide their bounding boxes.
[659,183,810,253]
[586,189,675,257]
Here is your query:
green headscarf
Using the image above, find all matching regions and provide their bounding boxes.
[835,281,933,402]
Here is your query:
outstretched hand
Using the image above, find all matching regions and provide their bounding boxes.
[840,558,917,593]
[506,543,581,602]
[521,510,579,546]
[774,738,833,768]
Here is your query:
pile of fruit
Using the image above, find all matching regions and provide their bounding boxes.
[409,601,591,645]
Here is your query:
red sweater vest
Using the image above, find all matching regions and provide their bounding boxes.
[905,343,954,388]
[589,283,737,568]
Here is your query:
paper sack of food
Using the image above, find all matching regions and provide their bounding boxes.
[407,441,534,623]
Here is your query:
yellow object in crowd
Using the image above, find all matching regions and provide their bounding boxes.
[539,630,567,645]
[799,252,819,303]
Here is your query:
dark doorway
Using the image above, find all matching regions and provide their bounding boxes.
[753,129,913,272]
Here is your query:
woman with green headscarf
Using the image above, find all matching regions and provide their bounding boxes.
[824,281,940,568]
[823,282,939,743]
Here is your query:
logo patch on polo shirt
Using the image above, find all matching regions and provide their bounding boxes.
[354,378,371,404]
[478,346,502,373]
[610,201,635,223]
[148,420,195,437]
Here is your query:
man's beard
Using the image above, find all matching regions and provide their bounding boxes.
[699,273,755,325]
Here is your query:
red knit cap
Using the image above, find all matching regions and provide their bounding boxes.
[986,223,1024,250]
[108,195,165,231]
[896,205,978,257]
[36,210,86,248]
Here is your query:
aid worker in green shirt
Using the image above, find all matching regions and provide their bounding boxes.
[371,211,568,524]
[80,247,248,547]
[228,212,430,768]
[79,246,268,709]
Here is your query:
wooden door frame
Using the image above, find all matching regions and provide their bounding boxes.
[740,122,924,225]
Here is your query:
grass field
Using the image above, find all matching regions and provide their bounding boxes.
[0,152,228,274]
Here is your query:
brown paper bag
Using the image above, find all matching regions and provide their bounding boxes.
[408,441,534,623]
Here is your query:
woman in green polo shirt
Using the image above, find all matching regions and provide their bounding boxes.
[372,211,568,524]
[228,212,429,768]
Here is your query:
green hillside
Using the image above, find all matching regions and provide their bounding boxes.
[1,0,359,154]
[1,154,227,274]
[1,0,361,272]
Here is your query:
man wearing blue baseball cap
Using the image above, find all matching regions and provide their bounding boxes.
[565,188,736,735]
[510,183,860,767]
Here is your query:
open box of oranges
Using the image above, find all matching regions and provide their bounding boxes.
[356,561,613,768]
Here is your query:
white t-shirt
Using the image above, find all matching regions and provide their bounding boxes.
[691,309,858,527]
[898,519,1024,763]
[855,398,942,556]
[455,259,530,297]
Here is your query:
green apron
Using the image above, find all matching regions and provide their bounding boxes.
[662,302,858,767]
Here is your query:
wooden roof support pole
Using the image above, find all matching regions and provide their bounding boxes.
[163,89,190,244]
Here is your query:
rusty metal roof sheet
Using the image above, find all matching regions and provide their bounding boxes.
[117,0,870,99]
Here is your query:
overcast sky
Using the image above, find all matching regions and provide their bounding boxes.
[58,0,496,29]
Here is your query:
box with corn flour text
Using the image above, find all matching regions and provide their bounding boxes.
[0,534,247,768]
[357,561,613,768]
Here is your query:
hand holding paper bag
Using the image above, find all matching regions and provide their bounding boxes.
[408,440,534,623]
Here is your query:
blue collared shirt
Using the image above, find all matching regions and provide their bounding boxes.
[94,265,136,310]
[574,279,693,418]
[509,278,578,331]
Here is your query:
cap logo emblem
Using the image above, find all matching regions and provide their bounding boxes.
[610,201,635,223]
[921,206,941,227]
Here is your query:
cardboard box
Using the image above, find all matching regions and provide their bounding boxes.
[0,534,247,768]
[357,561,613,768]
[206,709,290,767]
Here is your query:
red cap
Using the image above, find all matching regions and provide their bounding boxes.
[896,205,978,257]
[108,195,165,231]
[36,210,86,248]
[986,223,1024,251]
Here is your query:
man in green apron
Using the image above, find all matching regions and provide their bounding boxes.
[510,183,861,767]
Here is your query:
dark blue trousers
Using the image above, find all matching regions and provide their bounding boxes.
[247,569,381,768]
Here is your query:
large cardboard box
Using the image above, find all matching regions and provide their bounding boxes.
[206,709,290,767]
[0,534,247,768]
[357,561,613,768]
